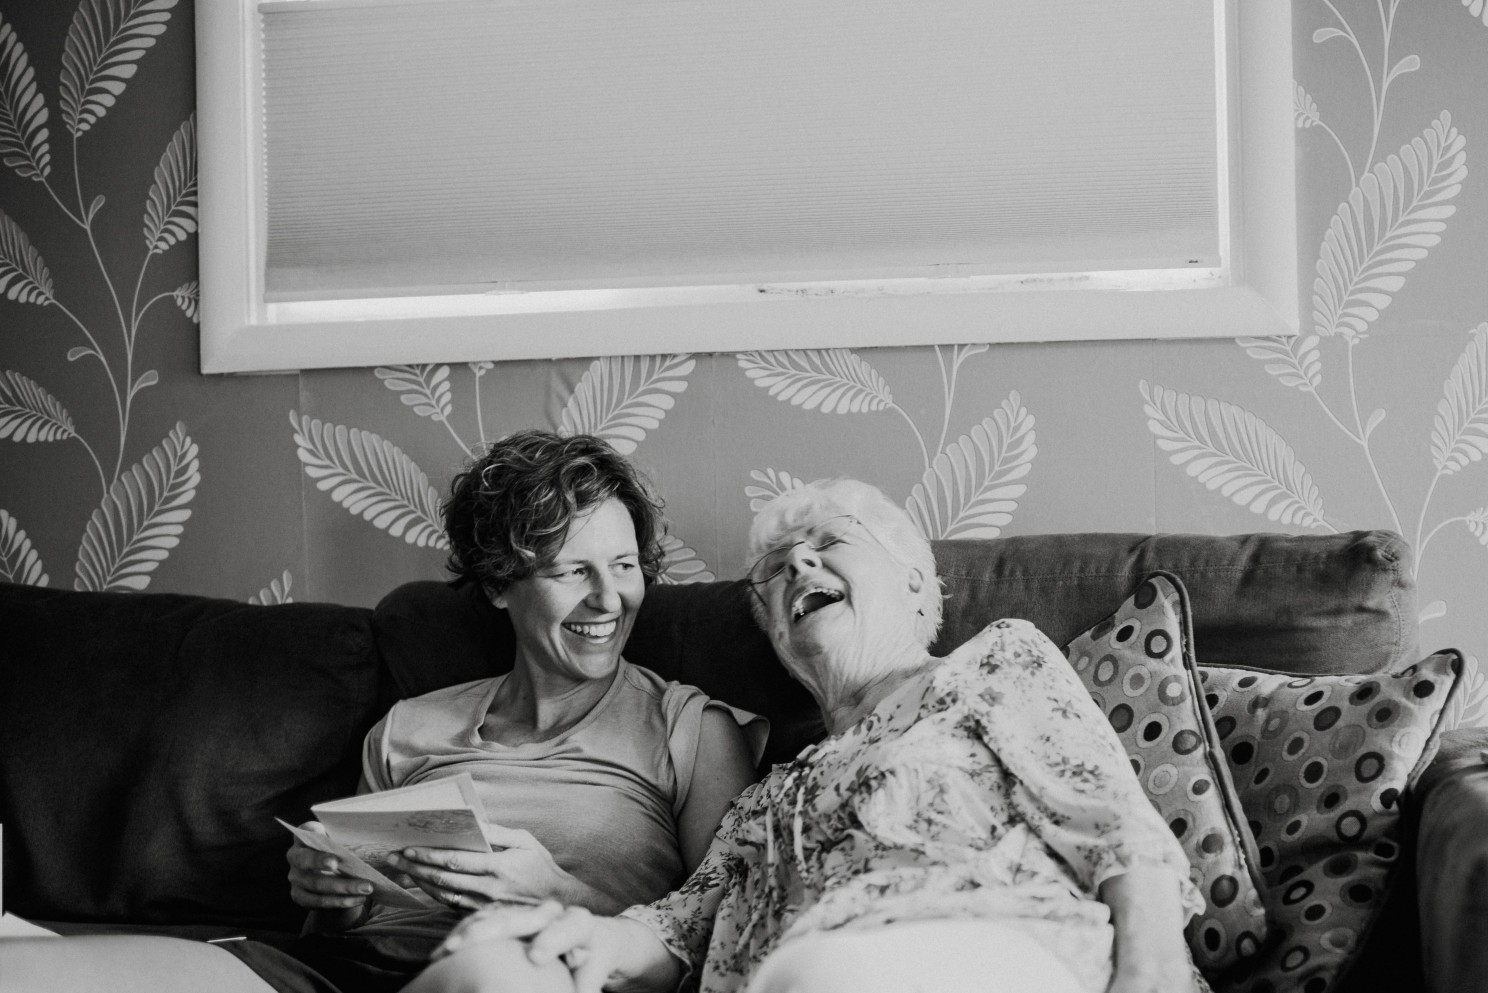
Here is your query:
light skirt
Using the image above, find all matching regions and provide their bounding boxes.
[743,918,1093,993]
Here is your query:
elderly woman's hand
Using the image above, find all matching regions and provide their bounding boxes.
[434,900,673,993]
[387,822,624,914]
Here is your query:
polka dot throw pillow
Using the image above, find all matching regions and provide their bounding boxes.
[1065,571,1268,974]
[1199,651,1462,993]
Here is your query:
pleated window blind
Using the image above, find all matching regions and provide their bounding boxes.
[259,0,1218,301]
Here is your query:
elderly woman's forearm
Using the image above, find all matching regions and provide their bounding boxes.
[598,918,687,992]
[1098,865,1192,988]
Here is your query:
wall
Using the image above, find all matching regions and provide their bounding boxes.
[1,0,1484,728]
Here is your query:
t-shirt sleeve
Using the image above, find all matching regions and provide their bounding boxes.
[662,683,770,817]
[359,709,398,793]
[946,618,1204,919]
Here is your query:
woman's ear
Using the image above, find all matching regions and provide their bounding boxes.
[906,566,925,595]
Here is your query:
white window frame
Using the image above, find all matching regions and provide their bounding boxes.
[196,0,1296,374]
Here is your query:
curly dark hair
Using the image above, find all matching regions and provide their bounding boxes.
[443,430,667,593]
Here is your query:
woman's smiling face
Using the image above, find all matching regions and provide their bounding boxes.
[494,497,644,686]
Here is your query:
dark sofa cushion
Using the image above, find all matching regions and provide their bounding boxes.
[1410,725,1488,993]
[0,583,384,932]
[931,531,1416,674]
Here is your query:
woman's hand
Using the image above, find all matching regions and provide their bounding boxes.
[435,900,678,993]
[286,821,374,932]
[286,821,373,910]
[388,822,622,914]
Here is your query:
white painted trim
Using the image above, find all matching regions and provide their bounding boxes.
[197,0,1297,373]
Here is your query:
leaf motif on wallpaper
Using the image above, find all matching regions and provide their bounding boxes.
[654,533,715,585]
[1293,83,1321,129]
[1467,507,1488,547]
[129,369,158,401]
[249,569,294,605]
[737,350,892,414]
[0,370,75,442]
[74,421,198,592]
[1429,324,1488,474]
[0,208,54,305]
[1443,654,1488,732]
[0,12,52,181]
[905,393,1036,541]
[1312,111,1467,341]
[559,354,695,455]
[142,112,196,254]
[375,365,453,422]
[289,411,449,549]
[171,279,197,323]
[1141,381,1328,529]
[1419,600,1448,624]
[59,0,178,136]
[0,508,48,586]
[1236,333,1322,393]
[1461,0,1488,28]
[745,467,805,513]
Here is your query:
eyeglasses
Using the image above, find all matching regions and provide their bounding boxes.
[746,515,863,589]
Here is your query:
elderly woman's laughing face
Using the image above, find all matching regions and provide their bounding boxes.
[748,511,926,684]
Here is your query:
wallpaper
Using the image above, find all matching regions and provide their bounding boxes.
[1,1,1485,729]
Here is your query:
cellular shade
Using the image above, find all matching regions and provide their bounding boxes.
[259,0,1219,301]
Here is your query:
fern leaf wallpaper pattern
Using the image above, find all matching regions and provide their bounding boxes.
[0,0,1485,726]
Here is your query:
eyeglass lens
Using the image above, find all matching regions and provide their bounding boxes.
[749,516,856,585]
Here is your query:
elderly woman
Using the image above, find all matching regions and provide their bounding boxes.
[0,431,761,993]
[411,478,1204,993]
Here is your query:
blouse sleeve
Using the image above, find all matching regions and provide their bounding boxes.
[619,781,764,978]
[947,619,1204,917]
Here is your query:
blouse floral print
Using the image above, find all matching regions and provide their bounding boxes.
[620,619,1205,993]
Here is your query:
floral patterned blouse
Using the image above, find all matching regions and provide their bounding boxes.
[621,619,1205,993]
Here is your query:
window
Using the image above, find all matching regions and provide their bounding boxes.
[197,0,1296,372]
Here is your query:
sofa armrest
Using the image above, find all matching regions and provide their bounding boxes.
[1415,726,1488,993]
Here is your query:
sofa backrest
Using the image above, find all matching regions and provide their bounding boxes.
[374,529,1417,768]
[929,530,1416,668]
[0,582,384,931]
[0,528,1415,931]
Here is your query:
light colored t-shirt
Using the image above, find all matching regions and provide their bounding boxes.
[351,659,764,938]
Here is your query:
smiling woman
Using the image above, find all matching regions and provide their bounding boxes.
[0,431,764,993]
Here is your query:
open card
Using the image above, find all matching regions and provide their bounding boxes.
[313,773,491,867]
[281,772,492,910]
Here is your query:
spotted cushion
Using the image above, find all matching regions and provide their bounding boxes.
[1200,651,1462,993]
[1065,572,1268,973]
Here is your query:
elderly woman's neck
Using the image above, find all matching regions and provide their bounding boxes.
[815,650,937,736]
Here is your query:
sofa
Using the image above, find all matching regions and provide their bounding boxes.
[2,529,1486,993]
